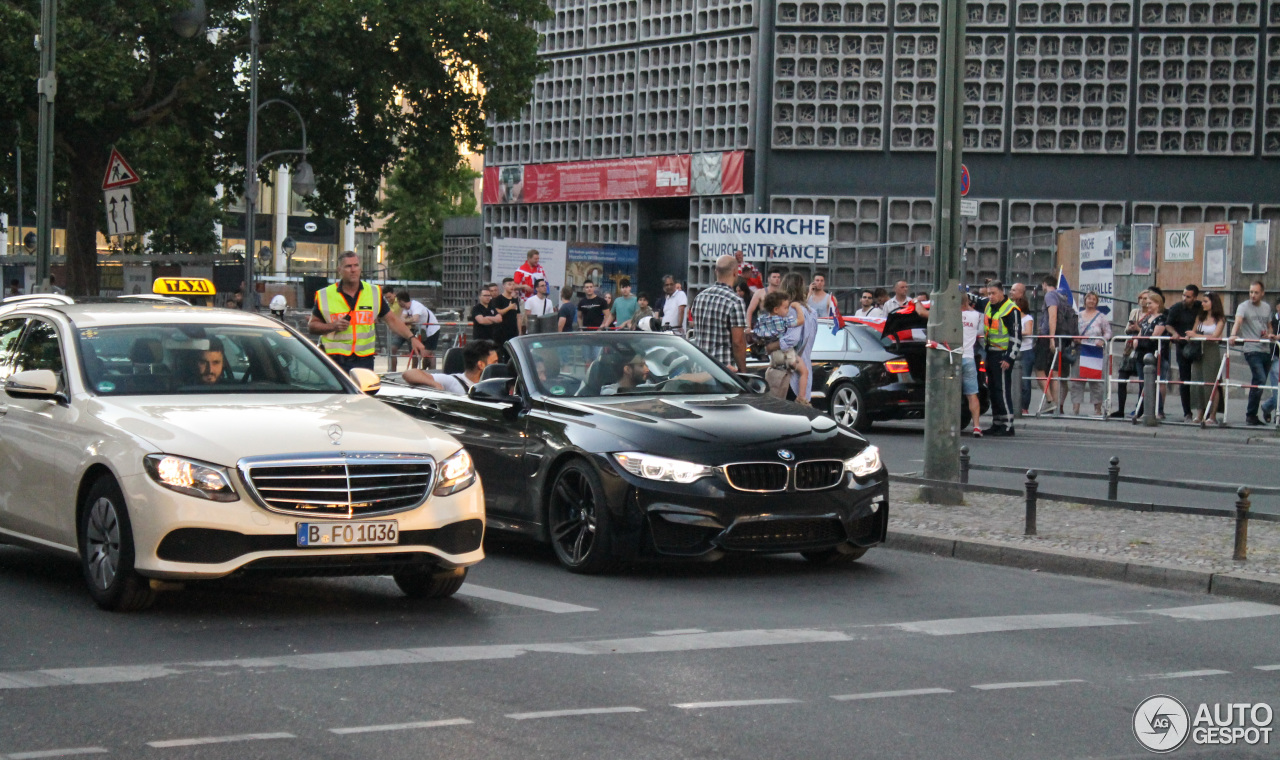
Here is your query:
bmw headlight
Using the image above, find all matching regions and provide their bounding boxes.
[143,454,239,502]
[843,445,882,478]
[613,452,712,484]
[433,448,476,497]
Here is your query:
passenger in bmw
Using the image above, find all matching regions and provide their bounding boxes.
[600,353,652,395]
[402,339,499,394]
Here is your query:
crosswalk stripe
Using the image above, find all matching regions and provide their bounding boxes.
[1143,601,1280,621]
[455,584,597,613]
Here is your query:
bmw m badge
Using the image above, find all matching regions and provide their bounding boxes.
[777,449,795,461]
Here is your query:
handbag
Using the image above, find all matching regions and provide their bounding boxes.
[1182,340,1203,362]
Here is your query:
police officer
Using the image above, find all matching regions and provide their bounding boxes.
[982,280,1022,437]
[308,251,424,372]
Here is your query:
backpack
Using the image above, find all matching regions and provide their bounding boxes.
[1057,299,1079,338]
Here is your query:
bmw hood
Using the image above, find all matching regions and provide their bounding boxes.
[90,393,460,467]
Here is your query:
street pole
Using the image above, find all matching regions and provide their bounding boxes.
[921,0,966,505]
[242,1,261,311]
[34,0,57,290]
[15,129,22,259]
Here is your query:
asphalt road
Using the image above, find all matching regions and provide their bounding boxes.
[2,535,1277,760]
[871,422,1280,517]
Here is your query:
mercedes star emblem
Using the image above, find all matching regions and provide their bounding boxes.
[327,424,343,445]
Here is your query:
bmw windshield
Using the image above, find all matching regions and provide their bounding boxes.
[518,333,745,398]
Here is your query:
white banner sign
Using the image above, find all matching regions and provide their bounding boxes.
[491,238,567,294]
[697,214,830,263]
[1164,228,1195,262]
[1078,230,1115,315]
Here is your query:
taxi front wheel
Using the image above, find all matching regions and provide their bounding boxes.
[393,566,467,599]
[79,477,156,612]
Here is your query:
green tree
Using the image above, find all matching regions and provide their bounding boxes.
[0,0,546,294]
[380,155,479,281]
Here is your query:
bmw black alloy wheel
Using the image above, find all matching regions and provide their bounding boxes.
[547,460,615,573]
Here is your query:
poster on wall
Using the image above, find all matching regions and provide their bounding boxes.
[1241,221,1270,274]
[491,238,567,295]
[1163,228,1195,262]
[1132,224,1153,276]
[697,214,830,264]
[1078,230,1115,314]
[1113,234,1133,276]
[565,243,639,296]
[1203,234,1229,288]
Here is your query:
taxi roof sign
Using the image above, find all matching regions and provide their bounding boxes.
[152,277,215,296]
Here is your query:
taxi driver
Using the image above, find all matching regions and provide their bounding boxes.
[194,338,225,384]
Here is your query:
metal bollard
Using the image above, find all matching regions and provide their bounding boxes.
[1142,354,1159,427]
[959,446,971,485]
[1024,470,1039,536]
[1107,456,1120,501]
[1234,486,1252,562]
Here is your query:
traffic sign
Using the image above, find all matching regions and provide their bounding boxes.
[960,199,979,218]
[101,149,140,190]
[104,187,136,237]
[959,164,971,196]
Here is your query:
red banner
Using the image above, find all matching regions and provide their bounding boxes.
[483,151,745,205]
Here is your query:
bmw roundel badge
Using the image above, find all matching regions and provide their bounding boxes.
[777,449,795,461]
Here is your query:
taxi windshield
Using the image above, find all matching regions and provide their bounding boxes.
[521,333,744,398]
[76,324,348,396]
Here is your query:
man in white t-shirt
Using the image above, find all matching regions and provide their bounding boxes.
[401,340,499,394]
[389,290,438,372]
[523,278,556,328]
[961,295,984,437]
[884,280,911,313]
[660,275,687,334]
[854,290,886,319]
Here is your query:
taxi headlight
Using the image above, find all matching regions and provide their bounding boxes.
[433,449,476,497]
[143,454,239,502]
[613,452,712,484]
[843,445,882,478]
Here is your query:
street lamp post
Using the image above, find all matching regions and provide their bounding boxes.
[33,0,57,290]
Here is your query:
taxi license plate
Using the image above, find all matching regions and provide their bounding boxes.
[296,521,398,547]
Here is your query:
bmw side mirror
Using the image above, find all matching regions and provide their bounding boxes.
[737,373,768,394]
[5,369,65,402]
[468,377,520,406]
[349,367,381,395]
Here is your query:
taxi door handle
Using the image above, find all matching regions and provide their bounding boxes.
[421,402,440,416]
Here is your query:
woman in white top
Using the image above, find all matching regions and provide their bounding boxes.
[1068,291,1112,416]
[1015,295,1035,414]
[1189,291,1226,425]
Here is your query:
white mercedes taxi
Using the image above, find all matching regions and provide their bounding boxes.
[0,298,484,610]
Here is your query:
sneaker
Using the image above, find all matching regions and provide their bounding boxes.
[1183,414,1193,423]
[1264,409,1274,424]
[971,426,983,438]
[1107,410,1125,419]
[1246,416,1264,426]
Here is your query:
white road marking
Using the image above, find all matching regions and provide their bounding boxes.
[893,613,1134,636]
[830,688,954,701]
[329,718,472,735]
[1143,601,1280,621]
[506,707,644,720]
[1138,669,1231,680]
[673,699,801,709]
[5,749,108,759]
[651,629,707,636]
[454,584,597,613]
[146,732,295,748]
[972,679,1085,690]
[1256,664,1280,671]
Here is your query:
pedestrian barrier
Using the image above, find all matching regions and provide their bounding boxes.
[893,450,1280,562]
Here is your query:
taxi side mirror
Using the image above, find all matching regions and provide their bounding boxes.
[5,369,65,402]
[349,367,381,395]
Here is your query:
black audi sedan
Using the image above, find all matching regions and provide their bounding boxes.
[377,332,888,573]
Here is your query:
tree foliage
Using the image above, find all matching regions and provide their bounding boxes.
[380,154,479,281]
[0,0,547,293]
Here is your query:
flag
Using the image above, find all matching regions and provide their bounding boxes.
[1079,342,1105,380]
[828,299,845,334]
[1057,267,1074,309]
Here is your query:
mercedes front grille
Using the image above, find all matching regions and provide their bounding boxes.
[238,453,436,518]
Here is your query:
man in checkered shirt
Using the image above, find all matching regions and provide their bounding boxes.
[692,255,748,372]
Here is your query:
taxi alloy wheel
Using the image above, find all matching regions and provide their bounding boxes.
[548,460,616,574]
[79,477,155,612]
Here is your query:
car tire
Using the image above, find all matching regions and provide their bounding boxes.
[801,544,869,566]
[79,476,156,612]
[393,566,467,599]
[547,459,617,574]
[829,382,871,432]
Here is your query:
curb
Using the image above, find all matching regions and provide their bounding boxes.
[884,529,1280,605]
[1012,418,1280,446]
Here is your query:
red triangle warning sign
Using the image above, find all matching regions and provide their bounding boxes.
[102,148,141,190]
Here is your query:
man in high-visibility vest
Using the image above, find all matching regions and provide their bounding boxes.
[308,251,424,372]
[982,280,1022,437]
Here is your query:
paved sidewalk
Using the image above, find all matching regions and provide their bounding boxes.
[1013,414,1280,445]
[887,483,1280,604]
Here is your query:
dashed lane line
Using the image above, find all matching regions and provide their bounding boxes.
[1138,669,1232,680]
[830,688,955,701]
[893,613,1134,636]
[329,718,472,735]
[506,707,645,720]
[651,629,707,636]
[971,679,1086,691]
[1256,664,1280,671]
[146,732,295,749]
[1143,601,1280,621]
[672,699,802,710]
[5,749,108,760]
[454,584,597,614]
